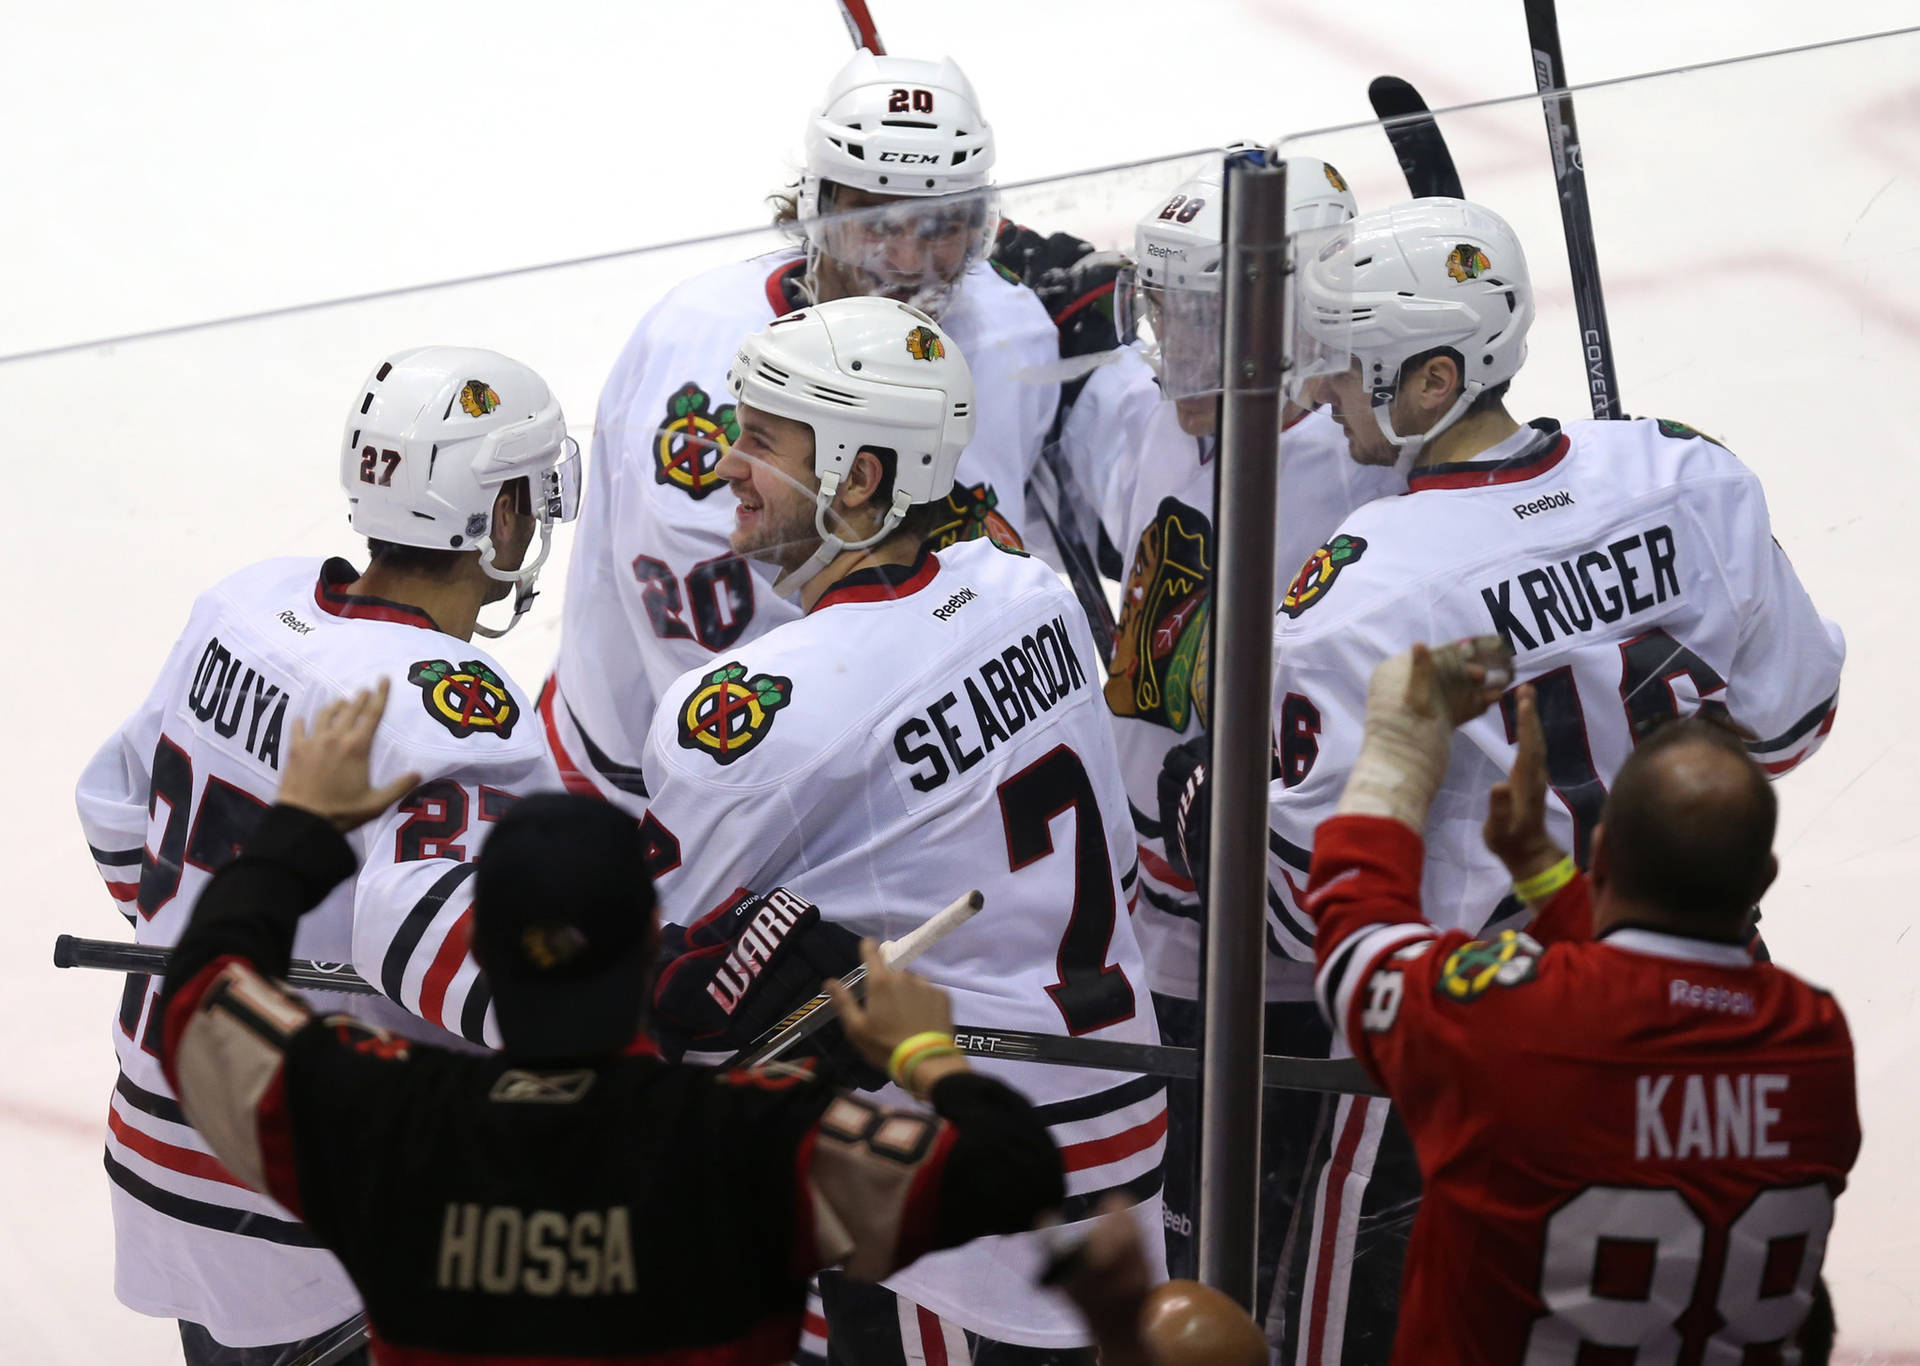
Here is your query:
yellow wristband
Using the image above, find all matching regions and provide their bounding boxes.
[899,1045,963,1094]
[888,1031,955,1086]
[1513,855,1577,905]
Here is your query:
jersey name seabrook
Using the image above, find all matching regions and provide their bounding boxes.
[1480,523,1680,655]
[893,614,1088,793]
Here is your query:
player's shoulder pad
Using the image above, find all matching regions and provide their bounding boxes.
[374,635,542,756]
[1275,499,1415,631]
[654,639,817,779]
[647,251,795,327]
[209,555,329,614]
[1431,929,1549,1004]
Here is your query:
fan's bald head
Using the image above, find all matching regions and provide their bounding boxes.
[1598,717,1776,933]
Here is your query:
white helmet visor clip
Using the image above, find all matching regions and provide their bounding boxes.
[473,435,582,639]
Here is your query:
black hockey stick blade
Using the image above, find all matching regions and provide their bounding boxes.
[1523,0,1625,419]
[1368,76,1465,199]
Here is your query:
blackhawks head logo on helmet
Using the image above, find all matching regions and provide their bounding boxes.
[1445,243,1491,283]
[904,326,946,362]
[458,380,501,418]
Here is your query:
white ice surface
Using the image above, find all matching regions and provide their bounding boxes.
[5,1,1918,1358]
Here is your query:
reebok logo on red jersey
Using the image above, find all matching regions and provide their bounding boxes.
[1669,978,1755,1016]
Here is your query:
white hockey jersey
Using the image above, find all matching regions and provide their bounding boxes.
[639,538,1165,1347]
[1266,418,1845,958]
[1097,385,1402,1000]
[75,557,551,1346]
[545,250,1060,810]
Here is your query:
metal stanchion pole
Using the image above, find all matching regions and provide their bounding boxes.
[1197,154,1289,1306]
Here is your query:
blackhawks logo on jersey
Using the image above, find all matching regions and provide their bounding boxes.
[924,482,1023,553]
[1445,243,1491,283]
[458,380,501,418]
[408,659,520,739]
[1106,497,1213,732]
[1280,534,1367,618]
[904,326,945,362]
[1655,418,1728,450]
[1437,930,1543,1002]
[677,662,791,765]
[655,382,739,500]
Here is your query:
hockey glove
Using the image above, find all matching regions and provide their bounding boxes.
[1156,736,1211,905]
[992,222,1126,362]
[650,887,882,1086]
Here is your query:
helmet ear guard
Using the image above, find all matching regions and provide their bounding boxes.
[725,297,976,598]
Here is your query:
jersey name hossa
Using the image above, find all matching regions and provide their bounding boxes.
[74,556,550,1345]
[639,538,1166,1348]
[545,250,1061,809]
[1096,389,1400,1000]
[1267,418,1843,956]
[1307,815,1859,1363]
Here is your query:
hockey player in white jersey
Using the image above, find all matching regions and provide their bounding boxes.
[1073,155,1398,1293]
[1253,198,1845,1364]
[636,297,1163,1363]
[544,50,1059,810]
[74,347,579,1365]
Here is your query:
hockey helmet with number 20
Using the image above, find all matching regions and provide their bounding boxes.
[1298,197,1535,460]
[727,297,975,597]
[797,52,998,319]
[341,346,581,637]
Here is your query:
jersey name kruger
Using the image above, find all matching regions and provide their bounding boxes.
[893,614,1090,794]
[1480,522,1680,655]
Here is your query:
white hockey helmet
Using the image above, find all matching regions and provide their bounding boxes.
[1119,152,1358,400]
[1298,197,1534,460]
[726,296,974,596]
[796,52,998,318]
[341,346,581,637]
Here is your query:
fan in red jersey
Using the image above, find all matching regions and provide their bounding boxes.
[1303,636,1858,1364]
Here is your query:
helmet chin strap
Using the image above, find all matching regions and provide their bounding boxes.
[1369,381,1481,478]
[770,475,914,601]
[472,518,554,640]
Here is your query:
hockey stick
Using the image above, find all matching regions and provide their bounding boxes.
[828,0,1119,659]
[52,932,1380,1095]
[833,0,885,53]
[1523,0,1624,420]
[737,889,983,1066]
[1367,76,1465,199]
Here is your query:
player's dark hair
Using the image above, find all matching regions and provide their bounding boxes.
[364,479,532,576]
[862,446,948,546]
[1396,345,1510,416]
[1600,716,1776,931]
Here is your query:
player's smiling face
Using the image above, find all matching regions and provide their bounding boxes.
[718,403,823,569]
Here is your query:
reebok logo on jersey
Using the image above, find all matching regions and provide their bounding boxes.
[932,587,977,621]
[1669,979,1755,1016]
[1513,490,1576,519]
[677,662,790,765]
[1479,524,1680,655]
[276,609,313,634]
